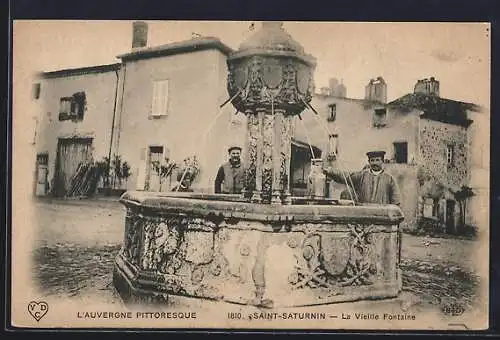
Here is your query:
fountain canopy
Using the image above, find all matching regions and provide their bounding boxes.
[227,22,316,116]
[226,22,319,204]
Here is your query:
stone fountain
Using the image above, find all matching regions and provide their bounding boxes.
[113,22,404,307]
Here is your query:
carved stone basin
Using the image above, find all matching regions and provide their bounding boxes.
[113,191,404,307]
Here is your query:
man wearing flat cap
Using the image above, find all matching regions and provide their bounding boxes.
[323,150,401,205]
[214,145,245,194]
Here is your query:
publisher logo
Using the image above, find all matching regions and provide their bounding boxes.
[28,301,49,322]
[441,300,465,316]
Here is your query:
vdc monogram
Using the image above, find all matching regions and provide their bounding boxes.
[28,301,49,322]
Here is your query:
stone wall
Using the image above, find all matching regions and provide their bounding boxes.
[419,119,469,188]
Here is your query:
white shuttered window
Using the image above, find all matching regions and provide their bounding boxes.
[152,79,169,116]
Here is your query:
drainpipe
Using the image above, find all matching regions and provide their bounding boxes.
[114,63,127,166]
[107,67,120,189]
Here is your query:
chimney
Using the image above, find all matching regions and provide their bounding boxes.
[414,77,440,96]
[328,77,347,98]
[365,76,387,103]
[338,79,347,98]
[132,21,148,49]
[329,78,339,95]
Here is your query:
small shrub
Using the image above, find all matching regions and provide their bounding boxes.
[416,217,445,236]
[458,223,477,238]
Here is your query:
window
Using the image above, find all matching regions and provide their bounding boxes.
[73,92,86,120]
[423,198,434,218]
[373,108,387,127]
[58,92,86,121]
[328,134,339,157]
[149,146,164,162]
[152,79,169,117]
[59,97,72,116]
[36,153,49,166]
[393,142,408,164]
[327,104,337,122]
[32,83,41,100]
[446,144,454,166]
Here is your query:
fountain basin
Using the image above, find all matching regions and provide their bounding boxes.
[113,191,404,307]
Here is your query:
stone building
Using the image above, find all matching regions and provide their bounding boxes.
[296,76,485,232]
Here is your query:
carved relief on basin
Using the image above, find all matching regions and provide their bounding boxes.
[114,193,403,307]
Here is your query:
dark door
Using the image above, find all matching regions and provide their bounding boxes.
[146,146,164,192]
[446,199,456,234]
[394,142,408,164]
[53,138,93,197]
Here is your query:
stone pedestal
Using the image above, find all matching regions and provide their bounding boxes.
[113,192,404,307]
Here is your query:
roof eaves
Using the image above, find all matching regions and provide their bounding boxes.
[39,63,121,79]
[291,137,322,154]
[118,37,234,61]
[388,93,482,112]
[313,93,385,106]
[420,113,474,128]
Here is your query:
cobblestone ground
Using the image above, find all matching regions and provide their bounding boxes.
[31,198,482,310]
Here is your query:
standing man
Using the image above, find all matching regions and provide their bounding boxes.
[215,145,245,194]
[323,150,401,205]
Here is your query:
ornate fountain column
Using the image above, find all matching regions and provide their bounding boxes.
[227,22,316,204]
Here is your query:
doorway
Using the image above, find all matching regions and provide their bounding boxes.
[53,137,93,197]
[145,146,167,192]
[35,153,49,196]
[446,199,456,233]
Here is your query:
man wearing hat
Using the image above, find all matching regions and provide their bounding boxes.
[214,145,245,194]
[323,150,401,205]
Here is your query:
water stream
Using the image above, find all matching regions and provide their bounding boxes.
[302,102,359,203]
[175,91,241,192]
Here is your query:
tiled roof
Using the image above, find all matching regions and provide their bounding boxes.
[388,93,479,127]
[291,138,322,155]
[117,37,233,61]
[39,63,121,79]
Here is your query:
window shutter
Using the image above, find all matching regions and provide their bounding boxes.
[152,80,169,116]
[160,80,169,116]
[164,80,169,115]
[65,99,71,113]
[152,81,159,116]
[158,81,164,116]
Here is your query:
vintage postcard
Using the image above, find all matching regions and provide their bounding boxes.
[11,20,490,330]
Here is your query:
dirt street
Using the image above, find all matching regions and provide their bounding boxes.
[30,198,482,311]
